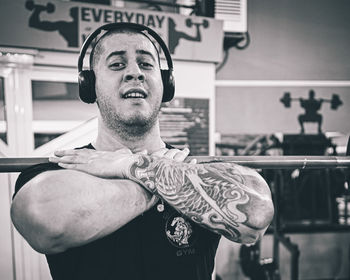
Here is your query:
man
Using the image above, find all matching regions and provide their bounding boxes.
[11,24,274,280]
[298,90,323,134]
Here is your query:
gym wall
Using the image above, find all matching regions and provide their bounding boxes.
[215,0,350,136]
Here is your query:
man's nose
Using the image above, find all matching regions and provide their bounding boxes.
[123,64,145,83]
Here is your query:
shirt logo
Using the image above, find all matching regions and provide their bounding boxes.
[165,215,194,248]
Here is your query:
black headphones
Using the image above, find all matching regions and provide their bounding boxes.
[78,22,175,104]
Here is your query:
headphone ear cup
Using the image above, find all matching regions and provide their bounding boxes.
[78,70,96,104]
[161,70,175,102]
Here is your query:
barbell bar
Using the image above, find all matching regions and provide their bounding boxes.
[0,156,349,173]
[280,92,343,110]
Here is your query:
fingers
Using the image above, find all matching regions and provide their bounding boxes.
[47,148,136,178]
[49,155,87,164]
[53,148,95,158]
[135,149,148,155]
[173,148,190,162]
[152,147,190,162]
[164,149,181,160]
[151,148,168,158]
[50,149,93,165]
[49,154,84,170]
[55,162,79,169]
[54,149,79,157]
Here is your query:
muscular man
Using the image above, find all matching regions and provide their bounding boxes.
[11,24,274,280]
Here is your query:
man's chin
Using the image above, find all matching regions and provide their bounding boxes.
[116,116,155,138]
[123,118,149,127]
[122,112,151,124]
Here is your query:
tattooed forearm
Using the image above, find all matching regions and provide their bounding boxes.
[127,155,274,243]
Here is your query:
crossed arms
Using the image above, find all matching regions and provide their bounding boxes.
[11,148,274,254]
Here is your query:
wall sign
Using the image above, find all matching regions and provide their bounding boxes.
[0,0,224,63]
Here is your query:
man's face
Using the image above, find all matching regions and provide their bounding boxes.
[94,32,163,137]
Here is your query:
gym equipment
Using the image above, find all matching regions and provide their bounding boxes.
[0,156,349,172]
[280,92,292,107]
[282,134,333,155]
[240,242,277,280]
[185,18,209,29]
[280,92,343,110]
[330,94,342,109]
[25,1,55,13]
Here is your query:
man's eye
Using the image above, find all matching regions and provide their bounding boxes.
[109,62,124,69]
[140,62,154,69]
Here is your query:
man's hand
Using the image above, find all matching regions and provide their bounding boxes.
[49,147,194,178]
[49,148,137,178]
[151,147,196,164]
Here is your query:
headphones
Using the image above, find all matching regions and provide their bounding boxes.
[78,22,175,104]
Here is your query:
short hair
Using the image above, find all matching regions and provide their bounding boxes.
[89,28,161,70]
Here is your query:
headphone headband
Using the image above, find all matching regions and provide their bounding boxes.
[78,22,173,72]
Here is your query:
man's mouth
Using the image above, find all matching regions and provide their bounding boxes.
[122,89,147,99]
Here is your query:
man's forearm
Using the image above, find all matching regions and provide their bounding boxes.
[11,169,156,254]
[127,155,274,243]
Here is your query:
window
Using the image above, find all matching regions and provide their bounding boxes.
[31,80,98,148]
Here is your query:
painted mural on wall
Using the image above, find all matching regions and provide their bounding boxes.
[0,0,223,62]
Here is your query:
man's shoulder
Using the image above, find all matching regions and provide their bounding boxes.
[13,143,93,199]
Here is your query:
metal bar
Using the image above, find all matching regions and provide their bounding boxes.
[194,156,350,169]
[0,158,49,172]
[0,156,349,173]
[275,233,300,280]
[272,170,283,275]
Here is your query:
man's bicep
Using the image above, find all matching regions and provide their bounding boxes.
[11,169,154,254]
[13,168,136,206]
[13,163,62,199]
[11,170,70,253]
[11,169,88,230]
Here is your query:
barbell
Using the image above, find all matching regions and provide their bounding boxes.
[280,92,343,110]
[0,156,349,173]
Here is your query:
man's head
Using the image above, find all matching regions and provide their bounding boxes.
[78,23,175,104]
[91,29,164,139]
[309,90,315,99]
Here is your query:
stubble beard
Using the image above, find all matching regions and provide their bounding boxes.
[98,96,162,140]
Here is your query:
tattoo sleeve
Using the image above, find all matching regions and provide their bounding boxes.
[127,155,274,243]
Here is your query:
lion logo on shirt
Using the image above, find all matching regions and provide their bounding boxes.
[166,216,193,248]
